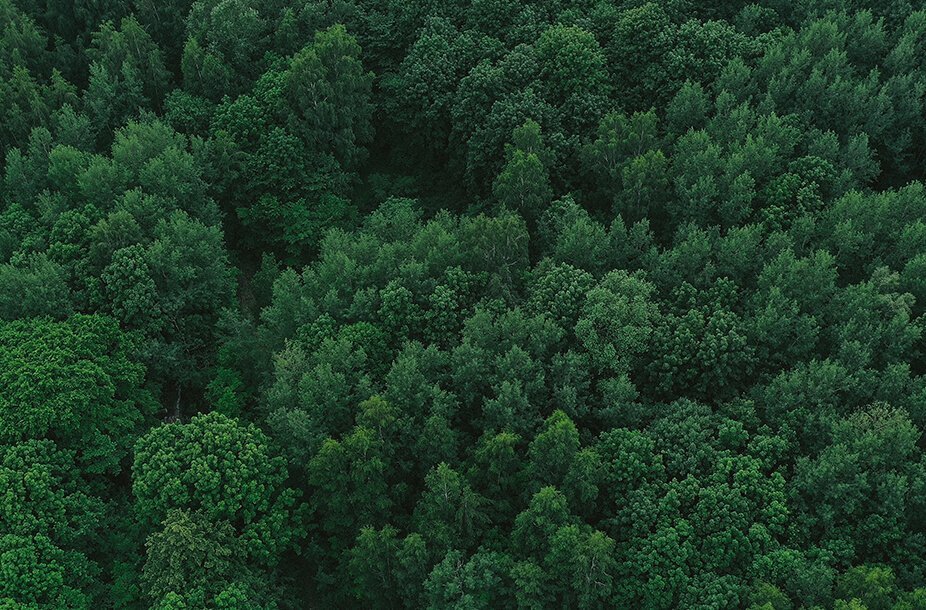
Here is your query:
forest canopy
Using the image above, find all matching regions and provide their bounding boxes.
[3,0,926,608]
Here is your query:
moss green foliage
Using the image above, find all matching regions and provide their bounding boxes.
[4,0,926,608]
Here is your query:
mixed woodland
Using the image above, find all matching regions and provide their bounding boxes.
[5,0,926,608]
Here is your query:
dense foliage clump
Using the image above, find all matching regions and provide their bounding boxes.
[4,0,926,608]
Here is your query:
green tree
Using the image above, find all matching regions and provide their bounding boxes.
[85,17,170,141]
[575,270,658,374]
[0,315,156,474]
[414,463,490,553]
[492,119,552,225]
[0,253,72,320]
[528,410,580,490]
[0,533,96,609]
[142,509,275,608]
[285,24,373,173]
[132,412,303,564]
[424,549,515,609]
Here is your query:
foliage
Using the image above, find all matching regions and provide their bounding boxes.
[3,1,926,608]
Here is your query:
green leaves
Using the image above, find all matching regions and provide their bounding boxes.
[85,16,170,141]
[576,270,658,374]
[133,412,303,564]
[142,509,276,608]
[0,441,103,546]
[493,120,553,225]
[209,24,372,260]
[424,548,515,609]
[414,463,490,553]
[0,533,96,609]
[0,315,155,475]
[4,1,926,608]
[286,24,373,172]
